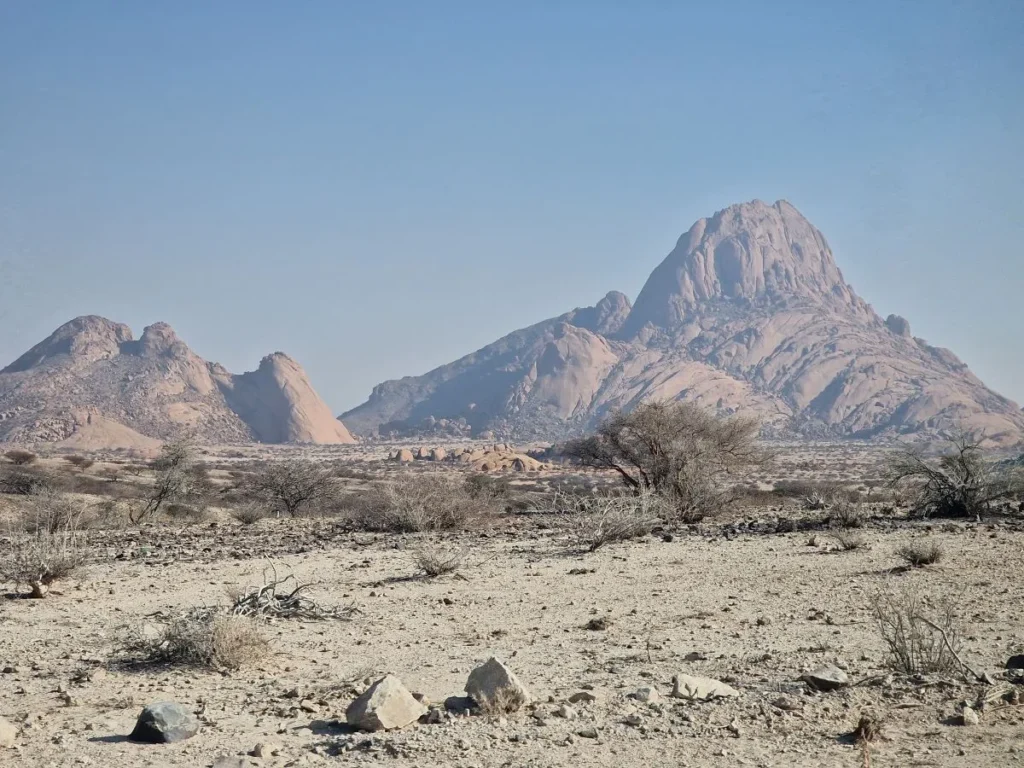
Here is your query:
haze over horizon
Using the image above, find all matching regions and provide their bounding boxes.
[2,2,1021,413]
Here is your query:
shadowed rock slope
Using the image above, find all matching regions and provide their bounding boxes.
[0,316,355,446]
[342,200,1023,445]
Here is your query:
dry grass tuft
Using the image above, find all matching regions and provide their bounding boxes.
[231,502,269,525]
[131,608,270,671]
[475,686,528,715]
[896,540,944,568]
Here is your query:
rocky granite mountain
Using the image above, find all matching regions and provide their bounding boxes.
[0,316,355,447]
[342,200,1024,445]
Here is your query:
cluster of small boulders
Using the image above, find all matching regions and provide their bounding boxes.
[390,444,546,471]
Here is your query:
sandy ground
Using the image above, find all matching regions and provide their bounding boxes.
[2,511,1023,768]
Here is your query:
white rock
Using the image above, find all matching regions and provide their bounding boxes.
[0,717,17,748]
[465,658,531,710]
[670,674,739,701]
[345,675,427,732]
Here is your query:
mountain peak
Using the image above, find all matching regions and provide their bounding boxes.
[134,322,192,359]
[565,291,633,337]
[1,315,133,373]
[620,199,873,337]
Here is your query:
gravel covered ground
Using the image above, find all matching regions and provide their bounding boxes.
[2,511,1023,768]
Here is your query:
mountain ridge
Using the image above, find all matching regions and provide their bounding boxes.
[0,316,355,447]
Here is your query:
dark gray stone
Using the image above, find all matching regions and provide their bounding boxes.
[129,701,200,744]
[801,665,849,692]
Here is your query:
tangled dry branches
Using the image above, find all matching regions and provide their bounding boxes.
[230,565,355,621]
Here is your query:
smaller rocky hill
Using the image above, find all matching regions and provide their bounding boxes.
[0,316,355,447]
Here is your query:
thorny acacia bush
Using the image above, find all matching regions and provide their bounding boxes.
[1,491,87,598]
[4,449,37,466]
[553,489,666,552]
[872,585,963,676]
[243,460,337,517]
[349,474,498,532]
[562,402,771,524]
[129,608,270,671]
[886,430,1023,519]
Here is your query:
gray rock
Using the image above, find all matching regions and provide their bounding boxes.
[465,658,531,710]
[128,702,200,744]
[670,674,739,701]
[568,691,599,704]
[577,727,599,739]
[346,675,427,732]
[0,716,17,748]
[212,758,251,768]
[627,686,661,704]
[961,706,980,726]
[555,704,576,719]
[801,665,849,692]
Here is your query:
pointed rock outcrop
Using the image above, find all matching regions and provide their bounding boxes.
[343,199,1024,445]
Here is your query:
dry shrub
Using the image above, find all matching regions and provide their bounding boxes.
[4,450,37,466]
[64,455,94,472]
[556,489,664,552]
[563,401,771,523]
[896,540,944,568]
[242,460,337,517]
[0,467,58,496]
[827,497,865,529]
[132,608,269,671]
[410,543,466,577]
[475,686,528,715]
[832,531,867,551]
[350,474,497,532]
[887,430,1022,519]
[231,502,269,525]
[1,491,86,597]
[872,585,962,676]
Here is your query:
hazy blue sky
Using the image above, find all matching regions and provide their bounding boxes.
[1,1,1021,411]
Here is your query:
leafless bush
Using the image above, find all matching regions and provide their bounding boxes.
[896,540,944,567]
[887,430,1022,519]
[350,474,497,532]
[872,585,963,676]
[128,440,206,524]
[563,401,771,523]
[4,450,37,466]
[129,608,270,671]
[243,460,336,517]
[554,489,664,552]
[410,543,467,577]
[231,502,268,525]
[1,492,86,597]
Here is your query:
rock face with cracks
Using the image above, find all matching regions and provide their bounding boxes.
[128,701,201,744]
[345,675,428,732]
